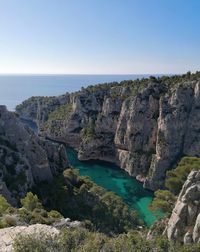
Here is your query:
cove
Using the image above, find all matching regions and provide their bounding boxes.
[20,118,159,226]
[66,147,158,227]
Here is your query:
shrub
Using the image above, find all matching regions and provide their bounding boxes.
[13,232,60,252]
[165,156,200,195]
[48,103,73,121]
[47,210,63,219]
[149,190,176,214]
[21,192,43,211]
[0,195,14,216]
[3,214,17,226]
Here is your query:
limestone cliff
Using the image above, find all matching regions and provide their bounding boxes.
[16,73,200,190]
[0,106,68,204]
[165,170,200,244]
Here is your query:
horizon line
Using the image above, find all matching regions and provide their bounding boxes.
[0,72,180,76]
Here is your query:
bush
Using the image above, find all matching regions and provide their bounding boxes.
[165,156,200,195]
[0,195,14,216]
[13,232,60,252]
[47,210,63,219]
[2,214,17,226]
[149,190,176,214]
[48,103,73,121]
[13,228,200,252]
[21,192,43,211]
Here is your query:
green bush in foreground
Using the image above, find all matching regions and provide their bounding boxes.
[0,195,14,216]
[13,229,200,252]
[21,192,43,211]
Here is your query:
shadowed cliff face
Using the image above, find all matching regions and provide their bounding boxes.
[0,106,68,204]
[16,76,200,191]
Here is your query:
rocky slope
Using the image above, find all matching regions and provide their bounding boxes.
[165,170,200,244]
[0,106,68,205]
[16,73,200,190]
[0,219,82,252]
[0,224,59,252]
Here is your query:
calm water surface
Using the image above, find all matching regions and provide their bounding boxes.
[0,74,153,111]
[66,147,158,226]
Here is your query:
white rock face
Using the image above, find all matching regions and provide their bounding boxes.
[165,170,200,243]
[0,224,59,252]
[16,80,200,191]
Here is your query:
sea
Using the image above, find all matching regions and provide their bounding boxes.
[0,74,154,111]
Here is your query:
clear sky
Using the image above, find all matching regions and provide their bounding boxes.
[0,0,200,74]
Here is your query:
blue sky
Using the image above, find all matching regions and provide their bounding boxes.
[0,0,200,74]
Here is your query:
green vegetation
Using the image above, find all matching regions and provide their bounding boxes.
[0,193,63,228]
[21,192,43,211]
[80,121,95,142]
[34,168,141,234]
[79,71,200,98]
[165,156,200,195]
[13,228,200,252]
[150,156,200,214]
[48,103,73,121]
[0,195,14,216]
[149,190,176,215]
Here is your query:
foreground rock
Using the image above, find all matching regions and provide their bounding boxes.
[165,170,200,243]
[0,224,59,252]
[0,106,68,204]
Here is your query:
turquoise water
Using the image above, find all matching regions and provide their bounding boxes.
[66,147,158,227]
[20,111,159,227]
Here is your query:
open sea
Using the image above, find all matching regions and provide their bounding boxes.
[0,74,153,111]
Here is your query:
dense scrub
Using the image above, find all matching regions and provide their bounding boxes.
[34,168,141,234]
[0,193,63,228]
[0,169,140,234]
[150,156,200,214]
[13,228,200,252]
[79,71,200,97]
[48,103,73,121]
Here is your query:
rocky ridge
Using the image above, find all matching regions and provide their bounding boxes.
[16,73,200,191]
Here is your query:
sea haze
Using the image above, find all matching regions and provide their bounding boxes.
[0,74,157,111]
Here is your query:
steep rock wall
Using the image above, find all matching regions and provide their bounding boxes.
[16,78,200,191]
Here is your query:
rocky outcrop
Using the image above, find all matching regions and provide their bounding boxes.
[165,170,200,243]
[115,84,162,178]
[0,224,59,252]
[16,94,70,125]
[16,75,200,191]
[0,106,68,204]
